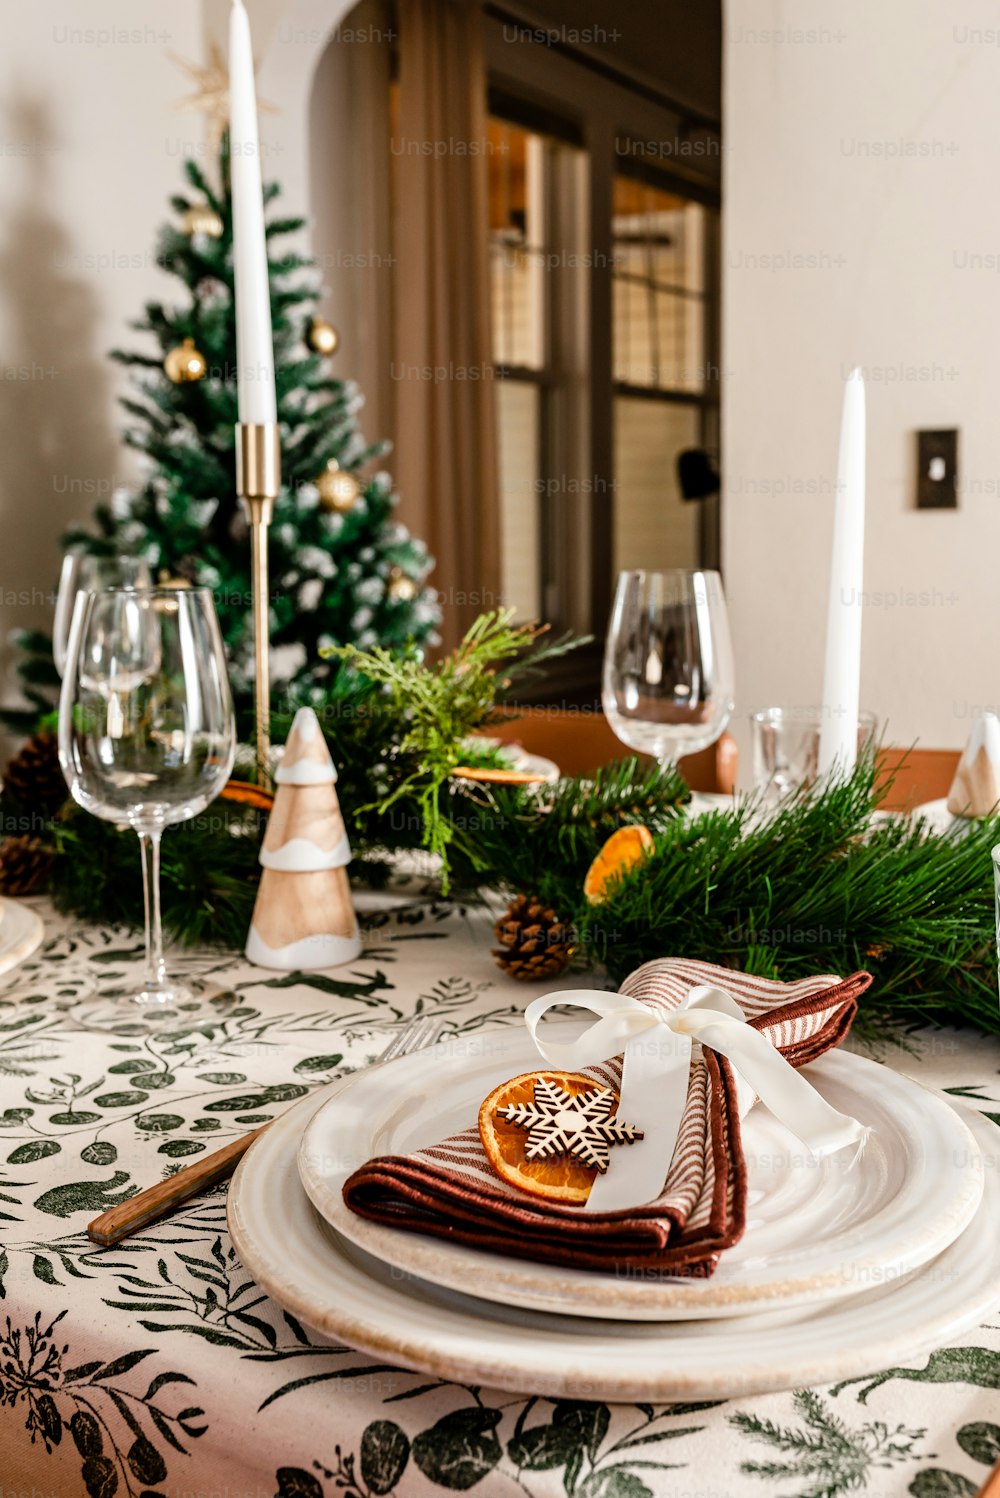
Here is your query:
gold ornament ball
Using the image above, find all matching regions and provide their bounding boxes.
[164,338,207,384]
[316,460,360,512]
[181,202,224,239]
[308,316,340,356]
[388,567,418,603]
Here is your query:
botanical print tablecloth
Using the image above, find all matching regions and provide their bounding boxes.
[0,890,998,1498]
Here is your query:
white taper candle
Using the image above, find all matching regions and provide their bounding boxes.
[229,0,276,425]
[817,368,866,776]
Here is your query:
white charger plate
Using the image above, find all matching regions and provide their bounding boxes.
[229,1095,1000,1402]
[0,898,44,979]
[912,798,957,835]
[296,1032,983,1321]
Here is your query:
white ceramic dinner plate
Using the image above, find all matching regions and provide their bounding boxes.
[0,897,44,979]
[513,750,561,783]
[912,798,956,835]
[296,1032,983,1321]
[229,1094,1000,1402]
[686,790,736,814]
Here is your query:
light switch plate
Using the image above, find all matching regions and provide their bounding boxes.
[916,429,958,509]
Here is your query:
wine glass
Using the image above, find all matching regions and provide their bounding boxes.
[58,587,236,1032]
[602,569,735,768]
[53,551,152,676]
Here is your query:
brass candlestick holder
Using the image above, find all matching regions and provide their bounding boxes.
[235,422,281,790]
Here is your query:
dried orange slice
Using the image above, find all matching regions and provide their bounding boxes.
[583,824,654,904]
[451,765,548,785]
[479,1069,623,1206]
[220,778,275,812]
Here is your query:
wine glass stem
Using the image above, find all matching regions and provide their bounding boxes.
[138,830,167,990]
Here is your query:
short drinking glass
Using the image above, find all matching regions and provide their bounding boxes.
[58,587,236,1030]
[750,707,878,803]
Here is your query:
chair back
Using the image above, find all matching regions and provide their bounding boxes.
[875,747,960,811]
[480,710,738,795]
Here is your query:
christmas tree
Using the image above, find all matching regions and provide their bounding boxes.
[7,140,439,733]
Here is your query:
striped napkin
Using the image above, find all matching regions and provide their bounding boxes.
[343,961,871,1275]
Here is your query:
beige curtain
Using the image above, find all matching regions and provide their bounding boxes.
[393,0,501,653]
[309,0,395,444]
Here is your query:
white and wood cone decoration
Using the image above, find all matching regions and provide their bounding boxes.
[946,712,1000,819]
[245,707,362,970]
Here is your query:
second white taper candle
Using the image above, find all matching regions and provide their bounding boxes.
[817,368,866,776]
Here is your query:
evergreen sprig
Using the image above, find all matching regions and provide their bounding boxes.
[48,800,262,951]
[327,610,553,883]
[446,756,688,894]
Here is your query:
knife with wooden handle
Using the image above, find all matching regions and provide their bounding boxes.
[87,1125,269,1246]
[975,1461,1000,1498]
[86,1015,447,1247]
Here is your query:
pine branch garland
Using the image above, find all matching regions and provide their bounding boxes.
[5,683,999,1035]
[563,763,1000,1031]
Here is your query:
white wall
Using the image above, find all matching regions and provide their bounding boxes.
[0,0,372,738]
[722,0,1000,765]
[203,0,355,226]
[0,0,203,714]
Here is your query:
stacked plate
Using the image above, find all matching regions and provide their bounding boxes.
[461,735,560,783]
[0,896,44,980]
[228,1026,1000,1401]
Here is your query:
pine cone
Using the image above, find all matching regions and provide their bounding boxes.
[0,835,54,897]
[2,730,67,814]
[493,894,574,982]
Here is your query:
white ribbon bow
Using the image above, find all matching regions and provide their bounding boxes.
[524,985,868,1213]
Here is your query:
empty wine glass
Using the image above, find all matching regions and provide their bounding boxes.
[602,569,735,768]
[53,551,152,676]
[58,587,236,1032]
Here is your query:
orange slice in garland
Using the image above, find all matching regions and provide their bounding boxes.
[220,778,275,812]
[583,824,654,904]
[479,1070,626,1206]
[451,765,548,785]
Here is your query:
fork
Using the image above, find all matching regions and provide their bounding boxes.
[87,1014,446,1247]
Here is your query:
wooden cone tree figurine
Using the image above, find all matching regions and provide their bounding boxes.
[245,707,362,970]
[947,712,1000,820]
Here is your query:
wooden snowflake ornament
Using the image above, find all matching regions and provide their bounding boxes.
[478,1069,644,1205]
[499,1076,643,1173]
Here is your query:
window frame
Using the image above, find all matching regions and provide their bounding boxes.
[483,14,722,703]
[611,155,722,587]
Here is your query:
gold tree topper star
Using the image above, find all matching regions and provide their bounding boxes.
[171,40,276,155]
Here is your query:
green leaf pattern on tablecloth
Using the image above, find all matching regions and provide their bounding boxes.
[907,1423,1000,1496]
[833,1348,1000,1403]
[0,1308,205,1495]
[730,1390,926,1495]
[276,1400,712,1498]
[0,897,998,1496]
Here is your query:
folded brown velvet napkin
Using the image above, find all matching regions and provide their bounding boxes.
[343,960,871,1275]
